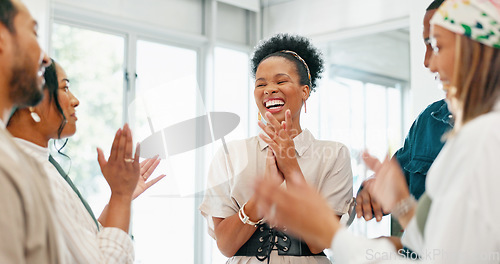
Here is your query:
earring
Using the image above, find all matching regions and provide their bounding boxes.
[29,107,41,123]
[304,100,307,114]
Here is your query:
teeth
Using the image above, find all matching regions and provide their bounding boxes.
[265,99,285,108]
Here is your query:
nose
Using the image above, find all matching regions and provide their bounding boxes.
[428,52,438,74]
[69,91,80,108]
[40,50,50,68]
[264,86,278,95]
[423,45,432,69]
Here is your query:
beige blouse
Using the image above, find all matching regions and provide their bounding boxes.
[200,129,353,264]
[0,123,65,264]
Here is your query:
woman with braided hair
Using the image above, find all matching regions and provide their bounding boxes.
[200,33,354,263]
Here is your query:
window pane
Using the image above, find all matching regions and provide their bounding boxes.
[50,23,125,216]
[206,47,251,263]
[213,47,249,140]
[133,40,198,264]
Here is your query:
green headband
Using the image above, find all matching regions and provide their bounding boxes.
[431,0,500,49]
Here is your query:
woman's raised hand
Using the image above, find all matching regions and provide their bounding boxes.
[258,110,301,176]
[362,151,410,213]
[264,148,284,185]
[97,123,140,198]
[133,155,166,199]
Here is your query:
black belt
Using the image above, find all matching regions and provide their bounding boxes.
[234,223,325,263]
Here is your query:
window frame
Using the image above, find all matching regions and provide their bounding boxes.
[50,2,258,264]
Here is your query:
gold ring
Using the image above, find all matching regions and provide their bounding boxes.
[124,158,134,163]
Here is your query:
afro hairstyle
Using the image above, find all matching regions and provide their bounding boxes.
[251,33,324,92]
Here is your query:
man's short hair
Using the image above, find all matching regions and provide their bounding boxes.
[0,0,17,32]
[426,0,445,11]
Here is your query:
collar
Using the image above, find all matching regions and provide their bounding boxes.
[13,138,49,161]
[431,100,454,127]
[0,119,5,129]
[257,128,315,157]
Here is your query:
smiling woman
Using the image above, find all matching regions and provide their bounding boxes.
[200,33,354,264]
[6,59,163,263]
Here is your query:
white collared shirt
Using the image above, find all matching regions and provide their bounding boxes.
[330,102,500,263]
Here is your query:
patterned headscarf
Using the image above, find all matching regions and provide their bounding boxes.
[430,0,500,48]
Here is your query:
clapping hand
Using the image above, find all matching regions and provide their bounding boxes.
[97,123,140,198]
[362,151,409,213]
[133,155,166,199]
[258,110,302,177]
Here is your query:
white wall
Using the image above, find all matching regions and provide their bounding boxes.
[23,0,50,51]
[52,0,203,35]
[262,0,445,121]
[262,0,410,38]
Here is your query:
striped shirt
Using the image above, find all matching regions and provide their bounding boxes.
[15,138,134,264]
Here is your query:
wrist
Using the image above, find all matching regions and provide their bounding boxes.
[392,195,416,220]
[281,162,302,177]
[242,200,261,222]
[110,193,133,204]
[239,201,263,227]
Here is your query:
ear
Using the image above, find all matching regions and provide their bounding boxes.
[302,85,310,101]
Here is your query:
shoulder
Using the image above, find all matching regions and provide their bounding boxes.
[420,99,448,115]
[457,111,500,146]
[433,110,500,179]
[211,136,259,161]
[413,99,448,124]
[310,139,351,162]
[313,139,349,152]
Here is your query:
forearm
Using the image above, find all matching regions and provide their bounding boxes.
[214,198,260,257]
[101,194,132,232]
[98,204,109,225]
[303,214,341,253]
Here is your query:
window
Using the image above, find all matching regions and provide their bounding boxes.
[318,28,409,238]
[50,22,125,216]
[204,46,252,263]
[51,0,258,262]
[316,76,404,238]
[132,40,199,264]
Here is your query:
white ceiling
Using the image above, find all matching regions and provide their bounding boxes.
[327,28,410,83]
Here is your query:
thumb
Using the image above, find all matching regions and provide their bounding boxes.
[362,150,382,172]
[96,147,107,170]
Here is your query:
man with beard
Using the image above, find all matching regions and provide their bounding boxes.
[0,0,64,263]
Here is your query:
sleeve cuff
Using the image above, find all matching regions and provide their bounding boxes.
[98,227,134,264]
